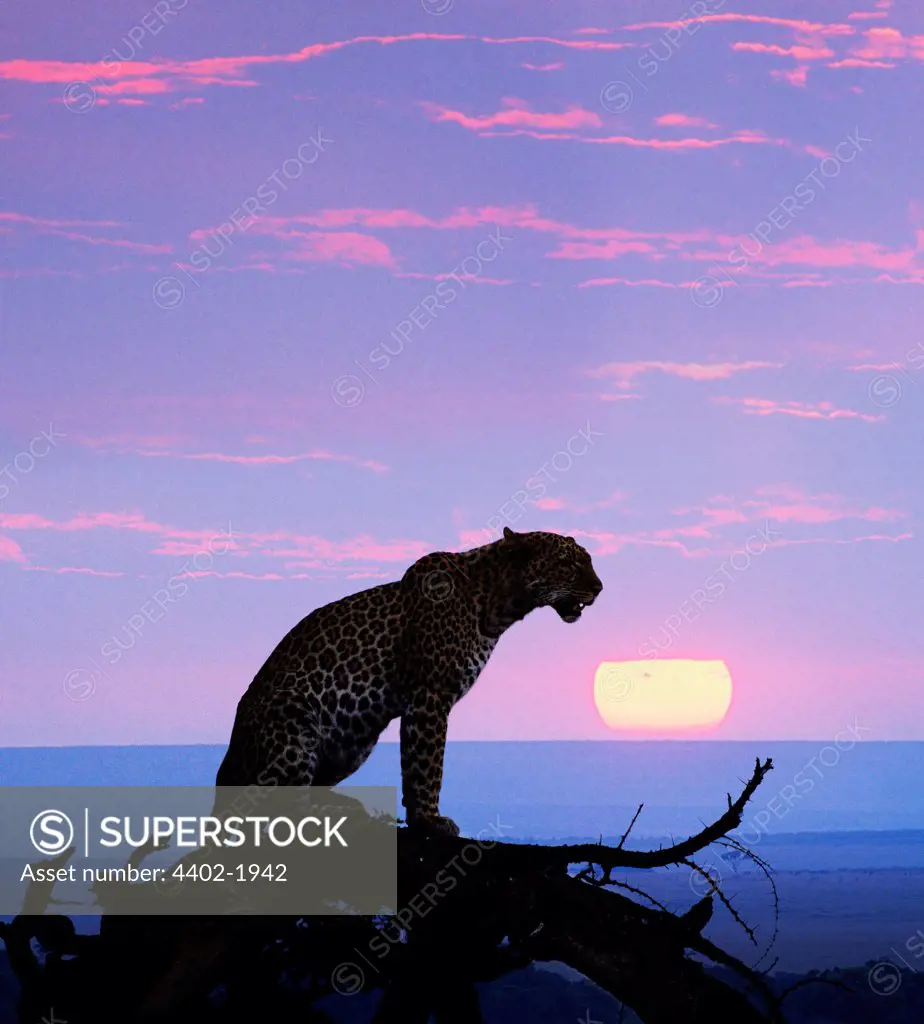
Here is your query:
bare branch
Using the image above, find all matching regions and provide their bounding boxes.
[715,836,781,971]
[617,804,644,849]
[682,857,758,947]
[441,757,775,872]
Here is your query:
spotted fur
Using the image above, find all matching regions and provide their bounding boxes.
[215,527,603,835]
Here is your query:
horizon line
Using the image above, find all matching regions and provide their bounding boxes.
[0,738,919,750]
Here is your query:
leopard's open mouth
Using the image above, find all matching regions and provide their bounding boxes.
[552,595,590,623]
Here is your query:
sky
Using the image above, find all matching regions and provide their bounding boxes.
[2,0,923,746]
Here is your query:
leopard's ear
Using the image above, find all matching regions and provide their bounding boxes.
[501,527,530,560]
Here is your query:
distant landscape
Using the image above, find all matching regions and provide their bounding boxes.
[4,740,921,831]
[3,740,923,982]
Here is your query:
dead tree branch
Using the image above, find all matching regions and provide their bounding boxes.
[0,757,780,1024]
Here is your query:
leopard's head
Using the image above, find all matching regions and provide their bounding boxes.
[501,527,603,623]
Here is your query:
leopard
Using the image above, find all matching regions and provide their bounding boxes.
[214,526,603,835]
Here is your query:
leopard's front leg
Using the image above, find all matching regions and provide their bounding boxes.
[400,691,460,836]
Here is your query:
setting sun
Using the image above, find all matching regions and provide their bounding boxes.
[594,660,733,733]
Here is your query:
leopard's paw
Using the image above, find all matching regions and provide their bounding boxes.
[406,812,460,837]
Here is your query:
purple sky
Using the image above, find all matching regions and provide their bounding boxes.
[2,0,923,746]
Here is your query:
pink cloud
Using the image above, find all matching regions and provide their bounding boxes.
[536,491,628,515]
[1,212,116,231]
[421,98,602,133]
[420,102,806,155]
[76,433,184,449]
[828,57,896,68]
[773,532,913,548]
[687,485,907,528]
[0,33,634,102]
[731,41,835,60]
[95,78,172,96]
[0,536,25,562]
[42,229,169,254]
[851,27,924,60]
[846,362,902,371]
[119,447,388,472]
[245,533,430,566]
[460,485,909,563]
[621,11,924,86]
[599,393,643,402]
[623,14,855,38]
[175,569,299,581]
[192,222,397,269]
[520,62,564,72]
[475,126,803,154]
[0,510,226,542]
[551,238,658,260]
[578,276,684,289]
[589,360,781,389]
[850,0,892,18]
[197,204,922,288]
[0,508,435,577]
[479,35,630,51]
[286,231,395,267]
[586,127,796,152]
[655,113,718,129]
[570,528,701,559]
[735,234,920,273]
[712,396,885,423]
[25,565,126,577]
[666,486,912,553]
[241,205,694,244]
[396,271,517,286]
[771,66,810,86]
[2,211,170,256]
[655,229,923,284]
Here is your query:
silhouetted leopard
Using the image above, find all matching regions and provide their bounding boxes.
[215,527,603,835]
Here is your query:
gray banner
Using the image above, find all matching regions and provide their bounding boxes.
[1,786,397,915]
